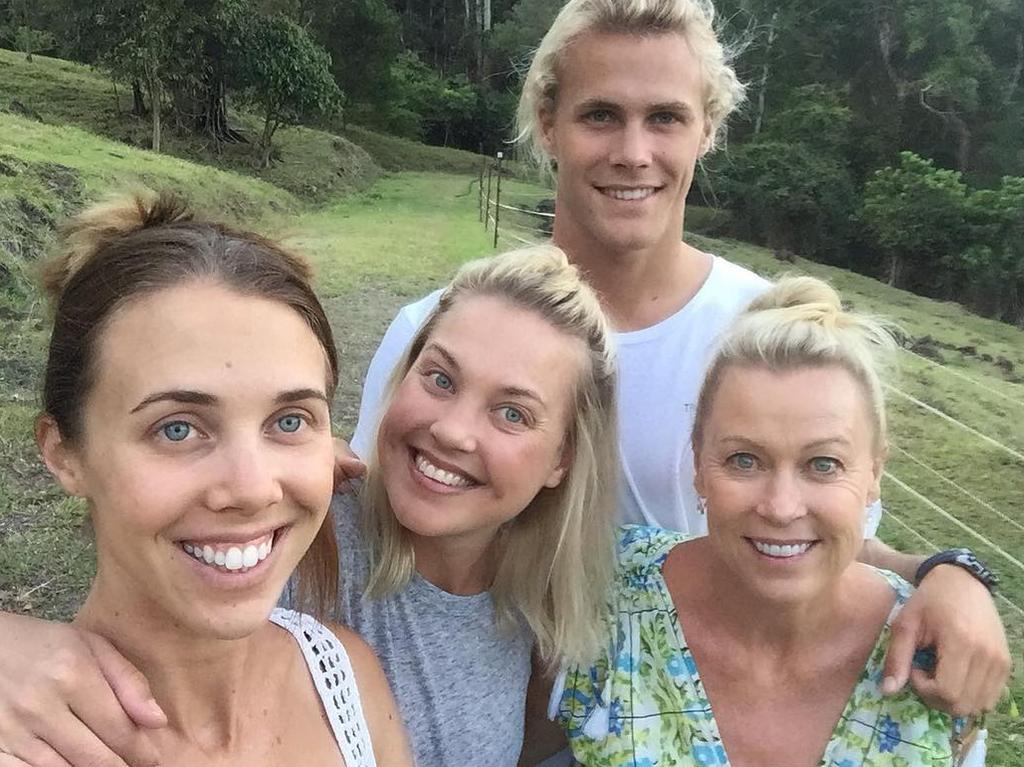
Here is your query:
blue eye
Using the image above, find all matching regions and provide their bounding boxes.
[161,421,192,442]
[278,414,303,433]
[501,406,525,425]
[730,453,756,470]
[432,372,453,391]
[810,457,839,474]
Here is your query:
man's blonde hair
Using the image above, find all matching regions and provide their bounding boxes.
[516,0,746,170]
[361,244,618,667]
[693,276,898,458]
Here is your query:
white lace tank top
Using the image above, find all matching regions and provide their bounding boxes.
[269,608,377,767]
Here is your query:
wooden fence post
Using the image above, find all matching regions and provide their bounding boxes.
[493,151,504,249]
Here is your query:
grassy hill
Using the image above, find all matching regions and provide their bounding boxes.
[1,47,1021,765]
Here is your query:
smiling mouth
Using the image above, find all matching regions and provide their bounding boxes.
[598,186,659,201]
[181,528,284,574]
[412,450,478,489]
[748,539,817,559]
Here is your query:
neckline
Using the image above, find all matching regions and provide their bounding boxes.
[652,561,902,767]
[614,254,719,345]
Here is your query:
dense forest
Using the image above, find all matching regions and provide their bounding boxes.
[2,0,1023,325]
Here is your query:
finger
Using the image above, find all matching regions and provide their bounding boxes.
[926,645,972,716]
[36,706,147,767]
[881,614,920,694]
[3,734,73,767]
[30,704,136,765]
[81,634,166,730]
[0,755,34,767]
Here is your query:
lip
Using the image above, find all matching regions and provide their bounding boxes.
[407,447,481,494]
[175,524,287,546]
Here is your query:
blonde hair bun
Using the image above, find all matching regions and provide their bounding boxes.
[693,275,898,454]
[41,191,191,305]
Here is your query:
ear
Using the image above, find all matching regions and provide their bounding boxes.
[35,415,88,497]
[698,119,713,158]
[543,439,573,489]
[867,451,885,505]
[692,447,706,497]
[538,104,558,160]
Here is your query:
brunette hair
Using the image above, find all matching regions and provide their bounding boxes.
[40,191,340,615]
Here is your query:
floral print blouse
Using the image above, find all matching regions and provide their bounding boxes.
[557,525,956,767]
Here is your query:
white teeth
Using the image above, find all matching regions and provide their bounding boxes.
[242,545,259,568]
[753,540,812,558]
[224,548,243,571]
[604,187,655,201]
[180,534,274,574]
[415,454,473,488]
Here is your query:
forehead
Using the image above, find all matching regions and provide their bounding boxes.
[425,294,586,402]
[707,364,875,446]
[554,30,705,110]
[90,283,330,405]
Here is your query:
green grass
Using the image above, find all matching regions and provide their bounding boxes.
[0,48,381,201]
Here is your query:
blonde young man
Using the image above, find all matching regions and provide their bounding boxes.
[351,0,1009,737]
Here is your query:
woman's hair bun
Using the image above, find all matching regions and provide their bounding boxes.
[40,191,192,305]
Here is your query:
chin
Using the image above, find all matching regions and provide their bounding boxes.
[184,599,280,640]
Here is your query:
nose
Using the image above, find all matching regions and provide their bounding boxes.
[611,119,653,169]
[205,437,284,514]
[428,401,478,454]
[757,470,806,526]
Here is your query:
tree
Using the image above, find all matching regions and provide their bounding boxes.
[1,25,55,61]
[234,15,341,167]
[862,152,970,291]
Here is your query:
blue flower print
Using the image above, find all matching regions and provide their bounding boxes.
[667,653,690,677]
[615,648,635,672]
[693,742,727,765]
[608,699,624,736]
[878,715,902,752]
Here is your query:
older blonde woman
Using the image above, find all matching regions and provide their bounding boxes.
[557,277,975,766]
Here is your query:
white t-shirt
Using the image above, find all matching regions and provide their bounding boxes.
[351,255,882,536]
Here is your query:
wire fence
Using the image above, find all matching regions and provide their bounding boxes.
[477,152,1024,612]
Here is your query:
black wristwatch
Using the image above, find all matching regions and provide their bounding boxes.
[915,548,999,594]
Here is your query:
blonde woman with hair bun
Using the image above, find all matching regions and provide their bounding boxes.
[555,276,983,766]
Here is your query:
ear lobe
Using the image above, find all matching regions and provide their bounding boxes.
[867,455,884,504]
[698,120,713,157]
[538,106,557,159]
[35,415,87,497]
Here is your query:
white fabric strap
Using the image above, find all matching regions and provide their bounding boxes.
[270,608,377,767]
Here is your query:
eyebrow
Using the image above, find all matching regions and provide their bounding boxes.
[423,342,546,406]
[130,388,328,413]
[576,98,695,117]
[716,435,852,451]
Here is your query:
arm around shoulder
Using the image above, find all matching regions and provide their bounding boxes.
[327,622,414,766]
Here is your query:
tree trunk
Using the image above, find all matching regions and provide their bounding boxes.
[753,10,778,136]
[150,75,162,152]
[888,254,901,287]
[132,80,146,117]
